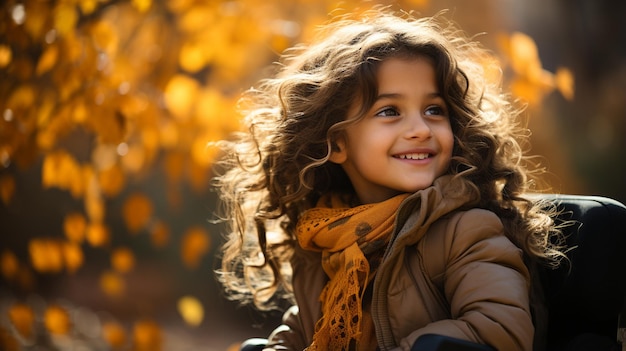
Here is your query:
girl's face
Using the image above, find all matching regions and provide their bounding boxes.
[330,57,454,204]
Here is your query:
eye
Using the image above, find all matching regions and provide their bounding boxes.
[375,107,400,117]
[424,105,447,117]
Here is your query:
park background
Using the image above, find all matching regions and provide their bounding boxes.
[1,0,625,350]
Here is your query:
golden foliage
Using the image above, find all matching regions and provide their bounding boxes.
[102,321,128,349]
[177,295,204,327]
[100,270,125,297]
[98,164,126,197]
[132,319,162,351]
[180,226,211,269]
[62,241,84,273]
[63,212,87,243]
[111,247,135,273]
[122,192,154,234]
[8,303,35,339]
[1,250,19,279]
[29,238,64,273]
[86,221,110,247]
[0,44,11,67]
[28,238,84,273]
[0,325,20,351]
[44,304,71,335]
[0,174,15,205]
[150,220,170,248]
[0,0,578,348]
[499,32,575,105]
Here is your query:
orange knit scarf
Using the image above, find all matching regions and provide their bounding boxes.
[296,193,409,351]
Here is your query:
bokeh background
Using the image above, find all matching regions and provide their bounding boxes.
[1,0,625,350]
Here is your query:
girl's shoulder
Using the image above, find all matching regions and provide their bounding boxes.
[423,208,508,254]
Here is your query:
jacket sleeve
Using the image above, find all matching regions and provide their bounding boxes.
[263,305,308,351]
[264,247,325,351]
[399,209,534,351]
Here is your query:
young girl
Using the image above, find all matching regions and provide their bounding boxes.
[214,9,564,351]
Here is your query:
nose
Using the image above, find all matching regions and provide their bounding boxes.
[403,113,432,140]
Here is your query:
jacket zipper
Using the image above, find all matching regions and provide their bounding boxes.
[372,195,416,350]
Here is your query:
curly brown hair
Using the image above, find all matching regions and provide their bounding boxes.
[213,9,564,310]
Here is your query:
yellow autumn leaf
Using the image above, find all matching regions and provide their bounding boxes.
[68,164,92,199]
[164,74,199,121]
[79,0,98,15]
[187,156,210,192]
[53,3,78,37]
[44,304,71,335]
[177,295,204,327]
[193,87,227,127]
[132,0,152,13]
[63,241,84,273]
[0,174,15,205]
[122,192,153,234]
[86,109,126,144]
[100,270,125,297]
[176,5,216,33]
[133,319,162,351]
[159,120,179,149]
[73,100,89,123]
[7,84,35,109]
[120,143,146,174]
[555,67,575,101]
[102,321,127,348]
[111,247,135,273]
[91,20,119,55]
[99,164,126,197]
[85,183,105,223]
[8,303,35,339]
[141,128,160,155]
[64,212,87,243]
[181,226,210,269]
[191,133,219,168]
[41,150,82,193]
[509,32,539,73]
[23,2,48,39]
[36,44,59,75]
[179,41,206,73]
[1,251,19,279]
[29,239,64,273]
[405,0,430,6]
[164,151,184,183]
[0,44,11,67]
[86,222,110,247]
[150,220,170,248]
[166,0,194,13]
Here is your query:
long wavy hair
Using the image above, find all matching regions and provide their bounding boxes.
[213,9,565,310]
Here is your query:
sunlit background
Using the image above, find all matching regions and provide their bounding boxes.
[1,0,625,350]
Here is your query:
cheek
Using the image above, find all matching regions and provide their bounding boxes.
[439,125,455,168]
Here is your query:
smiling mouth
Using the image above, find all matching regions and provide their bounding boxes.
[395,153,430,160]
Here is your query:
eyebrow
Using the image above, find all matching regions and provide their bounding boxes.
[375,92,443,100]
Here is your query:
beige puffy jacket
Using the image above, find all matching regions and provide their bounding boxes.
[265,176,534,351]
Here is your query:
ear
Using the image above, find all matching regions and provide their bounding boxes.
[329,137,347,164]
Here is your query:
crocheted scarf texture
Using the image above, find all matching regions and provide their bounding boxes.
[297,193,409,351]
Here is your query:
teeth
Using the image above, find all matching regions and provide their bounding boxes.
[398,153,429,160]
